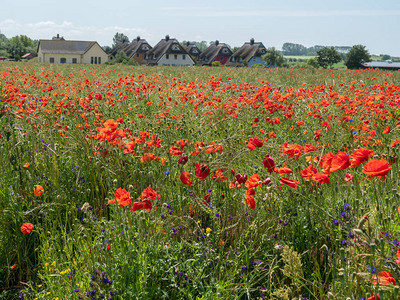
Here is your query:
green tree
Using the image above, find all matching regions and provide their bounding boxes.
[307,57,320,68]
[282,42,307,55]
[112,33,130,48]
[345,45,371,69]
[263,47,285,67]
[381,54,391,61]
[316,46,341,68]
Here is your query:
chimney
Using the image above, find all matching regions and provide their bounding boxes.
[165,35,170,41]
[250,38,255,45]
[215,40,219,46]
[57,34,59,39]
[136,36,140,42]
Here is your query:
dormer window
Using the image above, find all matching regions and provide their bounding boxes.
[142,45,149,51]
[222,48,230,54]
[193,49,198,54]
[172,45,180,51]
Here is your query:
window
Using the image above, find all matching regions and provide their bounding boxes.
[72,58,77,64]
[142,45,149,51]
[94,57,98,64]
[183,55,185,60]
[91,57,94,64]
[60,58,66,63]
[172,45,180,51]
[153,54,156,60]
[136,53,140,58]
[166,54,169,59]
[49,57,54,63]
[174,55,177,60]
[193,49,198,54]
[98,57,101,64]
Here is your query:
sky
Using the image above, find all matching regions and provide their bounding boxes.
[1,0,400,56]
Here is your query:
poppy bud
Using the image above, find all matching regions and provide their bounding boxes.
[254,117,259,123]
[263,178,271,185]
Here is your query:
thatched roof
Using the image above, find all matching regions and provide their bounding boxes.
[226,40,266,67]
[198,41,232,65]
[143,35,189,65]
[109,37,152,59]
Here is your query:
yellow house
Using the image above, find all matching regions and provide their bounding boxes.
[37,36,108,64]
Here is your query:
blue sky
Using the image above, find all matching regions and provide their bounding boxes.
[1,0,400,56]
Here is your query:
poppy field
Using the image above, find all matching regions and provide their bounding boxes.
[1,62,400,299]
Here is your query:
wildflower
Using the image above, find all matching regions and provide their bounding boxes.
[206,228,212,234]
[21,223,34,235]
[280,177,299,189]
[34,185,44,196]
[180,172,192,187]
[194,163,210,179]
[362,159,392,180]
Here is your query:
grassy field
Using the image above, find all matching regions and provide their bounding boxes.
[1,62,400,299]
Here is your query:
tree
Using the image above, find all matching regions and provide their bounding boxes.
[282,43,307,55]
[345,45,371,69]
[307,57,320,68]
[102,45,112,53]
[263,47,285,67]
[316,46,341,68]
[112,33,130,48]
[381,54,391,61]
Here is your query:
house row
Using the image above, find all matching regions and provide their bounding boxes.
[36,34,268,67]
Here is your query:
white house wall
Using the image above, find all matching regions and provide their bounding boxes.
[157,54,194,66]
[83,43,109,64]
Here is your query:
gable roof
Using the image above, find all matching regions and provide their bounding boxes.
[182,43,202,57]
[198,41,232,65]
[226,40,266,66]
[143,36,190,64]
[38,39,102,54]
[108,37,152,59]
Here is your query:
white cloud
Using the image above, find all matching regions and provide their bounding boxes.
[0,20,151,46]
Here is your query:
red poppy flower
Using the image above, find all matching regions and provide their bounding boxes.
[383,126,391,134]
[311,173,330,184]
[329,152,350,173]
[300,165,317,181]
[280,177,299,189]
[321,151,334,174]
[245,174,261,189]
[274,167,293,175]
[249,137,263,148]
[21,223,34,235]
[362,159,392,180]
[282,142,303,160]
[130,199,152,212]
[195,163,210,179]
[169,146,182,156]
[34,185,44,196]
[212,169,227,182]
[262,154,275,173]
[350,147,373,168]
[115,188,131,207]
[304,144,316,153]
[371,271,396,286]
[245,188,256,209]
[140,186,160,200]
[180,172,192,187]
[367,295,379,300]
